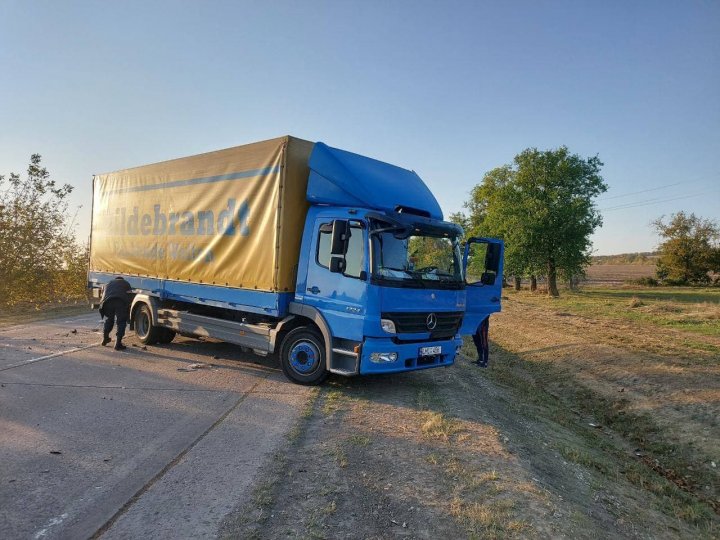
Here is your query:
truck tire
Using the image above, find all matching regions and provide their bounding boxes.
[157,328,176,344]
[134,303,161,345]
[279,327,328,385]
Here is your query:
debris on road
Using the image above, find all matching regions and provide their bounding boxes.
[177,363,213,372]
[49,451,62,455]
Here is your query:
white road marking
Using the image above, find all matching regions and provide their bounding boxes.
[0,344,99,372]
[33,512,69,539]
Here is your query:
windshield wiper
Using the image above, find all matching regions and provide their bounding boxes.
[405,270,428,288]
[377,268,426,288]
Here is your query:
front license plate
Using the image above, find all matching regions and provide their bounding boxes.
[419,346,441,356]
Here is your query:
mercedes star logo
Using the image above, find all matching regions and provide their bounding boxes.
[426,313,437,330]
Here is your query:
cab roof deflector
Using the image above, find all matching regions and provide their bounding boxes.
[306,142,444,221]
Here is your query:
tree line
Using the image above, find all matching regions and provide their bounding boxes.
[451,146,719,294]
[0,155,87,306]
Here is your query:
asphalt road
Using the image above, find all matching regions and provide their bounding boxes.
[0,312,312,539]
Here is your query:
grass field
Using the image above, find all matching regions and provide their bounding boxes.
[516,286,720,337]
[483,288,719,528]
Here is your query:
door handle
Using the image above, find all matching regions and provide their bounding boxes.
[307,286,321,294]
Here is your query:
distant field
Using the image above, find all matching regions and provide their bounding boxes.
[516,286,720,337]
[583,263,656,284]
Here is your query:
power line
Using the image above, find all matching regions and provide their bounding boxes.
[597,181,685,201]
[597,176,714,202]
[599,191,717,212]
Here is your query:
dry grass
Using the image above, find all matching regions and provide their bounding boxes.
[676,302,720,321]
[646,302,683,314]
[421,412,461,440]
[347,434,371,446]
[515,286,720,337]
[450,497,526,538]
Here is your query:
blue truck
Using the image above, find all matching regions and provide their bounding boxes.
[88,136,503,384]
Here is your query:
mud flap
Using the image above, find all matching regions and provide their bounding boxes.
[471,316,490,367]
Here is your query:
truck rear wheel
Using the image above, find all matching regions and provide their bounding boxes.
[134,303,161,345]
[157,328,176,344]
[279,327,328,385]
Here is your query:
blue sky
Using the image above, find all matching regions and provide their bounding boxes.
[1,0,718,254]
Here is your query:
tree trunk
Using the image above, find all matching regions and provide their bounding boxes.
[547,260,559,297]
[502,275,509,288]
[530,275,537,292]
[568,275,577,291]
[514,276,521,291]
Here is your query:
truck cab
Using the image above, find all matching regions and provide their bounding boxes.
[284,206,503,384]
[273,141,503,384]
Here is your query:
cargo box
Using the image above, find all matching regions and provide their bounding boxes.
[90,136,314,293]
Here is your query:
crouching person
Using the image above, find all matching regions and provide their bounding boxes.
[99,276,132,351]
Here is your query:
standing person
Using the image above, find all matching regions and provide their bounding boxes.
[99,276,133,350]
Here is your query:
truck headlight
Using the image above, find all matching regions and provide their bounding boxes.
[370,352,398,363]
[380,319,396,333]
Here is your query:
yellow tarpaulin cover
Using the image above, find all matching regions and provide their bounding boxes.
[90,136,313,292]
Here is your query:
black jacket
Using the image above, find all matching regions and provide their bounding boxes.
[99,278,132,317]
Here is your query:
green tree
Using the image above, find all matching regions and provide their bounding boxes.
[0,154,84,305]
[653,212,719,285]
[456,165,537,289]
[459,146,606,296]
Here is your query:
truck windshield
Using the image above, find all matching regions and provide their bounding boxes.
[370,223,463,289]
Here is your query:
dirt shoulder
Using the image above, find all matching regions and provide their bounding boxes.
[219,297,719,539]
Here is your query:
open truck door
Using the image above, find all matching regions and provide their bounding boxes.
[459,238,504,366]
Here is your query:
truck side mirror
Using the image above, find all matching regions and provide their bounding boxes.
[480,272,496,285]
[485,243,501,273]
[329,256,346,274]
[330,220,349,255]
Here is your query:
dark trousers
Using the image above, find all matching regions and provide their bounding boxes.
[103,298,129,341]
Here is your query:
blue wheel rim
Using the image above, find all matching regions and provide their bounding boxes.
[289,340,320,375]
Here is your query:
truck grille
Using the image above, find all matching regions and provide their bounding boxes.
[382,311,463,339]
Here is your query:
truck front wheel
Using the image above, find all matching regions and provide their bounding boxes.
[279,327,328,385]
[134,303,161,345]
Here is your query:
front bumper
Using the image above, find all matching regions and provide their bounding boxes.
[359,336,463,375]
